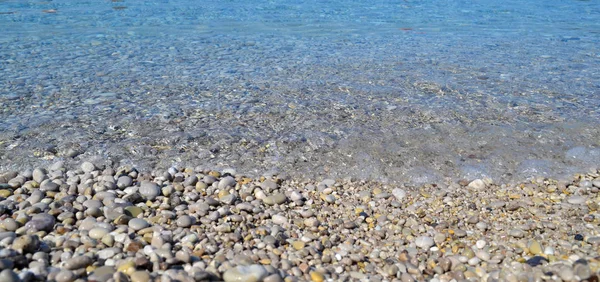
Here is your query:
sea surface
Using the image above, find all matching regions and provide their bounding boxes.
[1,0,599,184]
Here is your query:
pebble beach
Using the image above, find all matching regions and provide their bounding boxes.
[1,161,600,282]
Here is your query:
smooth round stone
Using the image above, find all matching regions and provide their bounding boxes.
[129,218,150,231]
[139,181,161,200]
[25,213,56,232]
[40,180,59,192]
[32,168,47,183]
[567,196,586,204]
[271,214,287,225]
[89,227,110,240]
[12,235,39,253]
[218,176,237,190]
[81,162,96,173]
[415,236,434,249]
[509,229,525,238]
[290,191,302,202]
[0,269,20,282]
[55,270,75,282]
[223,264,268,282]
[593,180,600,188]
[63,256,93,270]
[468,179,486,189]
[117,176,133,189]
[2,218,19,231]
[89,266,115,282]
[130,270,151,282]
[263,193,287,205]
[321,179,336,187]
[528,240,543,255]
[392,188,407,201]
[260,180,278,191]
[176,215,194,228]
[83,200,103,209]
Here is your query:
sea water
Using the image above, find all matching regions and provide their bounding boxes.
[0,0,599,184]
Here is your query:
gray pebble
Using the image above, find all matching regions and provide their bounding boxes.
[25,213,55,232]
[222,264,268,282]
[81,162,96,173]
[63,255,93,270]
[567,195,586,204]
[177,215,194,228]
[55,270,75,282]
[0,269,20,282]
[129,218,150,231]
[218,176,236,190]
[117,176,133,189]
[263,193,287,205]
[140,181,161,200]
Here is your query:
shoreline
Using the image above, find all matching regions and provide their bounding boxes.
[0,161,599,281]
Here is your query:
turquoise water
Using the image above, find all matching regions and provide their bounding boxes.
[1,0,599,184]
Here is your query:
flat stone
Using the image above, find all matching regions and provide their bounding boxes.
[89,227,110,240]
[567,195,586,204]
[271,214,287,225]
[128,218,150,231]
[415,236,434,249]
[263,193,287,205]
[24,213,55,232]
[89,266,115,282]
[223,264,268,282]
[509,229,525,238]
[63,255,93,270]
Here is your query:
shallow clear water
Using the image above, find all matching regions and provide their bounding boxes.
[1,0,599,184]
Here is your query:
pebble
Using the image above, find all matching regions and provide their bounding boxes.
[218,176,237,190]
[567,195,586,204]
[468,179,486,189]
[139,181,161,200]
[81,162,96,173]
[222,264,268,282]
[271,214,287,225]
[392,188,406,201]
[12,235,39,253]
[263,193,287,205]
[130,271,151,282]
[89,227,110,240]
[415,236,434,249]
[128,218,150,231]
[55,270,75,282]
[117,176,133,189]
[63,256,93,270]
[25,213,56,232]
[0,269,20,282]
[176,215,194,227]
